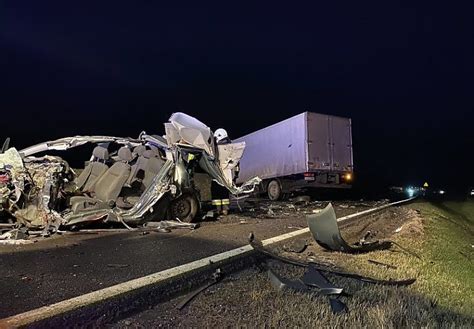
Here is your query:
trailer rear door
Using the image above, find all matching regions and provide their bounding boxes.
[329,116,353,172]
[306,112,331,171]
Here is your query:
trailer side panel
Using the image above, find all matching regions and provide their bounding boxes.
[234,113,307,183]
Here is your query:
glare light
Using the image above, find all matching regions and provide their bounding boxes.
[345,173,352,181]
[470,190,474,196]
[439,190,445,195]
[406,187,415,197]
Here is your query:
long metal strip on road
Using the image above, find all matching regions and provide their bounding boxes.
[0,197,414,328]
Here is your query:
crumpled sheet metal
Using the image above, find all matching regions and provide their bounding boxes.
[217,142,246,184]
[267,266,347,314]
[1,153,66,230]
[20,136,142,157]
[0,148,24,170]
[144,220,198,230]
[0,148,26,206]
[198,153,261,195]
[307,203,392,253]
[8,113,261,228]
[168,112,214,156]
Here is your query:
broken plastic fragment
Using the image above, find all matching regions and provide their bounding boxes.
[307,203,392,253]
[329,297,348,314]
[301,265,343,295]
[267,268,310,292]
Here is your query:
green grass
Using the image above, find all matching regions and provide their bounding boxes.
[411,201,474,316]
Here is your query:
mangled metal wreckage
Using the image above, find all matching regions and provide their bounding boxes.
[0,113,260,234]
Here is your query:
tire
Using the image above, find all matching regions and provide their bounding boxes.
[267,179,282,201]
[169,193,200,223]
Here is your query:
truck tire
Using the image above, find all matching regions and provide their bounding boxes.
[169,192,200,223]
[267,179,282,201]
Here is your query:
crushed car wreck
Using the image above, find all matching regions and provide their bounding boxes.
[0,113,261,237]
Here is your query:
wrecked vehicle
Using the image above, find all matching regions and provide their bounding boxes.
[0,113,260,235]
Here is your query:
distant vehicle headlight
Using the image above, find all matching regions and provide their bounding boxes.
[439,190,445,195]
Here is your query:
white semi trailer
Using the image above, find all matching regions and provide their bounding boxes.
[234,112,354,200]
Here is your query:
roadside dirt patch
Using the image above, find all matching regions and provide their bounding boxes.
[338,206,423,243]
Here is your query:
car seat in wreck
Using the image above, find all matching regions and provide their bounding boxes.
[69,146,133,213]
[74,146,109,192]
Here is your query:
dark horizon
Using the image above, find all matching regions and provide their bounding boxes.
[1,1,473,192]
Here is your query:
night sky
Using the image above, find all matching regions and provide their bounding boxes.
[1,2,473,191]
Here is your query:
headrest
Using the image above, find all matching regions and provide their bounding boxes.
[118,147,133,162]
[133,145,146,157]
[142,150,155,159]
[92,146,109,160]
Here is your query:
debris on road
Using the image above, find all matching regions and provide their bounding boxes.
[307,203,392,253]
[0,229,35,245]
[143,220,199,231]
[107,264,130,268]
[249,235,416,286]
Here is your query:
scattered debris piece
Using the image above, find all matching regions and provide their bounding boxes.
[107,264,130,268]
[249,235,416,286]
[144,220,199,231]
[267,267,309,292]
[267,265,348,314]
[292,195,311,206]
[367,259,398,269]
[0,239,34,245]
[202,210,216,220]
[394,225,403,233]
[357,231,373,245]
[177,269,223,310]
[329,297,348,314]
[282,239,308,253]
[301,264,343,295]
[307,203,392,253]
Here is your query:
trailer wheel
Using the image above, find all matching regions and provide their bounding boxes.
[267,179,282,201]
[169,193,200,223]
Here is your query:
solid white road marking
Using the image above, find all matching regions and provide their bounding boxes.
[0,197,414,328]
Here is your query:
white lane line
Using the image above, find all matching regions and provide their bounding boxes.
[0,197,414,328]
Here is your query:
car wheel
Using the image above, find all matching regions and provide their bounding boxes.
[169,193,200,223]
[267,179,282,201]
